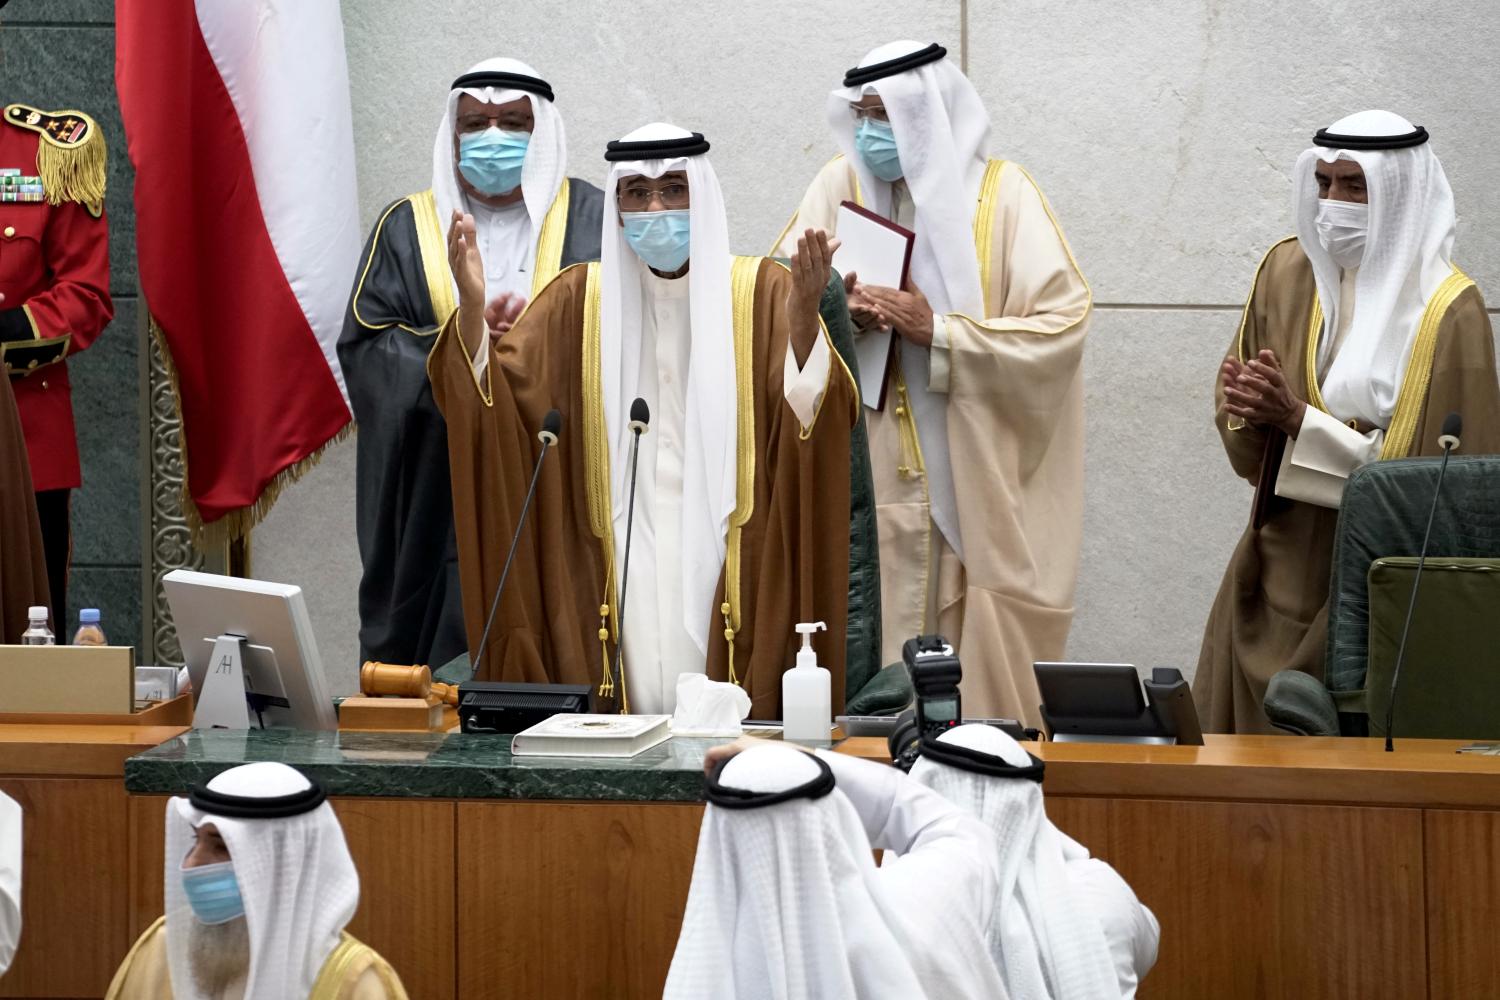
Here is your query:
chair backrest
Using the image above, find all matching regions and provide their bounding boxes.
[813,271,883,706]
[1326,456,1500,700]
[1365,557,1500,740]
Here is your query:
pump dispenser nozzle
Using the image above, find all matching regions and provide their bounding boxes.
[794,621,827,668]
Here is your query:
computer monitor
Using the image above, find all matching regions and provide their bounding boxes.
[163,569,336,731]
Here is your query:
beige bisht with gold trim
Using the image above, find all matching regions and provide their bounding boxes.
[1195,111,1500,733]
[777,41,1090,725]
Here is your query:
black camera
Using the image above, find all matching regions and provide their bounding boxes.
[889,634,963,771]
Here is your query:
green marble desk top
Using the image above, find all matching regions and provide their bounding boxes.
[123,729,750,802]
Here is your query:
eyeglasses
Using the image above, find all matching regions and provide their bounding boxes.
[456,113,534,134]
[848,104,891,123]
[616,181,691,212]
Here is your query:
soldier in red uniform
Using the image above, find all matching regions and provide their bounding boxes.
[0,101,112,627]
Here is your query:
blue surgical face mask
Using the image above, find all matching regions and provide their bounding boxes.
[622,209,692,272]
[855,119,903,182]
[457,127,529,196]
[181,860,245,925]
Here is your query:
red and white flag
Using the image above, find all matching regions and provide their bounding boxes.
[116,0,359,541]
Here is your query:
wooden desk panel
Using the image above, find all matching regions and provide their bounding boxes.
[0,725,187,778]
[127,795,457,1000]
[0,779,129,998]
[1425,809,1500,998]
[1108,799,1426,1000]
[457,801,704,999]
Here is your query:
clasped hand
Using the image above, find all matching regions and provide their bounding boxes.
[1220,349,1307,437]
[844,271,935,347]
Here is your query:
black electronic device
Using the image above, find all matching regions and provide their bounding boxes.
[1385,410,1461,752]
[903,634,962,738]
[1034,663,1204,745]
[456,681,591,735]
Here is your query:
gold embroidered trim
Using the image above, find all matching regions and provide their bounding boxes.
[581,263,623,705]
[351,198,429,336]
[1304,292,1329,414]
[409,189,458,328]
[722,256,761,686]
[20,303,39,339]
[972,159,1006,313]
[1382,268,1473,459]
[530,178,571,299]
[308,933,369,999]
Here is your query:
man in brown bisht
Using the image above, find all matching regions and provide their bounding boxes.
[1195,111,1500,733]
[0,368,48,644]
[430,123,858,719]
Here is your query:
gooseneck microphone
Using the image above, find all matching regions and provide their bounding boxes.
[609,397,651,710]
[472,408,563,674]
[1385,410,1461,752]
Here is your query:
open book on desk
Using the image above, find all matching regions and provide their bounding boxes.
[831,201,914,411]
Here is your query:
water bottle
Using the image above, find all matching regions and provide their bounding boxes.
[20,606,54,646]
[73,608,107,647]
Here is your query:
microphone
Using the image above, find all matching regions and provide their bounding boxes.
[1384,410,1461,751]
[471,408,563,674]
[605,397,650,711]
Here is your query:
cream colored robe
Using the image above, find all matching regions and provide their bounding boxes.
[105,917,408,1000]
[777,156,1090,724]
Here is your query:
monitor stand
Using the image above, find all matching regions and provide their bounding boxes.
[194,633,253,730]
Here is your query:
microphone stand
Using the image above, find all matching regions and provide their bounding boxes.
[1384,433,1458,751]
[472,419,559,675]
[612,408,649,713]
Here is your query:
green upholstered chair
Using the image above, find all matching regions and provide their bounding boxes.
[1263,456,1500,737]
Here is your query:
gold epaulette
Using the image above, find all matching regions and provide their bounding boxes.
[4,103,106,216]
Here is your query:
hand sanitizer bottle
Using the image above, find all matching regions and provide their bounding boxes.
[783,621,830,743]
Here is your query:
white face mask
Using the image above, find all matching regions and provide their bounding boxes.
[1315,199,1369,269]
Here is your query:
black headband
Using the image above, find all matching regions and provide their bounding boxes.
[1313,125,1428,150]
[705,751,836,809]
[843,43,947,88]
[605,132,710,162]
[451,71,554,103]
[919,732,1045,782]
[189,776,328,819]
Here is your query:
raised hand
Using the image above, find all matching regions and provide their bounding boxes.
[447,210,487,358]
[788,227,840,364]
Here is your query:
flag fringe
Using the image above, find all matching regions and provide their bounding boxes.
[148,316,353,550]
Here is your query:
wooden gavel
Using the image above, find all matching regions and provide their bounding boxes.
[359,662,460,707]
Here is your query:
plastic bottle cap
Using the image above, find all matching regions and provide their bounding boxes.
[27,606,47,620]
[80,609,100,624]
